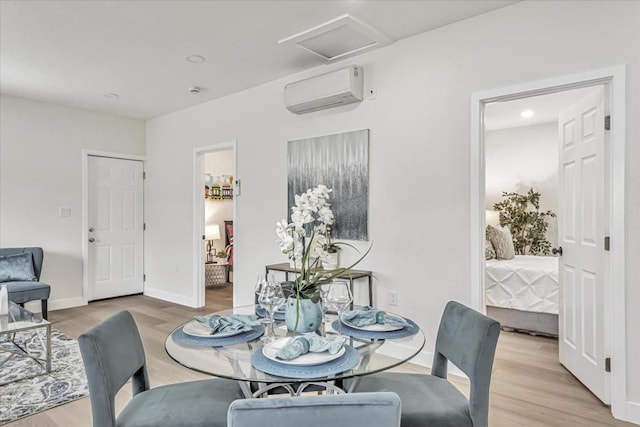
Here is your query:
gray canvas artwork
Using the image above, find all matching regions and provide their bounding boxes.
[288,129,369,241]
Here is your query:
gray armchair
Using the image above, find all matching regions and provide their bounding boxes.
[352,301,500,427]
[0,247,50,319]
[228,392,401,427]
[78,310,244,427]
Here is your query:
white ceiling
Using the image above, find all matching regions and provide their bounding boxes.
[484,86,599,131]
[0,0,516,119]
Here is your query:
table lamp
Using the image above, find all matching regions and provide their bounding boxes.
[205,224,221,263]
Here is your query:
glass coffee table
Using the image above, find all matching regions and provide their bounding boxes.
[0,301,51,385]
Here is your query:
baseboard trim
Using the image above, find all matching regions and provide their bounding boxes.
[621,401,640,424]
[144,287,196,307]
[378,340,468,379]
[24,297,86,314]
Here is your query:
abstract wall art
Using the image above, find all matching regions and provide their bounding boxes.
[288,129,369,241]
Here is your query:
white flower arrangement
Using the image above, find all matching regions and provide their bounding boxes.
[276,184,369,303]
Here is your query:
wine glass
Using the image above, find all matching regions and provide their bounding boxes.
[258,281,286,341]
[255,274,275,323]
[325,281,353,338]
[318,282,332,335]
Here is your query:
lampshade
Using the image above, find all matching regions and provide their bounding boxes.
[205,224,221,240]
[485,210,500,227]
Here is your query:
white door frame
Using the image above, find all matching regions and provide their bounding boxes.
[469,65,628,421]
[192,141,237,308]
[81,149,146,305]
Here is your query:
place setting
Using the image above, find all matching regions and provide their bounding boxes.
[171,313,265,347]
[331,306,420,340]
[250,333,360,379]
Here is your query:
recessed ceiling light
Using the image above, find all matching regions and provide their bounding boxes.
[186,54,206,64]
[521,110,534,118]
[103,93,119,99]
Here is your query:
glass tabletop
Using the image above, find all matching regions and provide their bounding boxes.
[164,305,425,385]
[0,301,50,334]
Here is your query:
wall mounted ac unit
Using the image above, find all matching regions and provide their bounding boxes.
[284,65,363,114]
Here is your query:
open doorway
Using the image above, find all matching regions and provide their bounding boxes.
[203,150,234,308]
[483,86,598,338]
[471,66,628,419]
[193,141,236,310]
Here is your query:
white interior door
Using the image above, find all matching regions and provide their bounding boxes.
[88,156,144,301]
[557,86,609,403]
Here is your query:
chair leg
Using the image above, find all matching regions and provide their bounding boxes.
[41,299,48,320]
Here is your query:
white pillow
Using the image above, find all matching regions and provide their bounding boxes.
[486,225,515,260]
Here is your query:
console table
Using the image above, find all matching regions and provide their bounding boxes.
[265,263,373,306]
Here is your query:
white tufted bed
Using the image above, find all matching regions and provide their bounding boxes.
[485,255,559,336]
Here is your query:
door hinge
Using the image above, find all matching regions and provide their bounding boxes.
[604,115,611,131]
[604,236,610,251]
[143,171,146,179]
[143,274,146,282]
[143,223,146,231]
[605,357,611,372]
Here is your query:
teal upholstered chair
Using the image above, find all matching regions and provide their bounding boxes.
[79,310,244,427]
[228,392,401,427]
[352,301,500,427]
[0,247,50,319]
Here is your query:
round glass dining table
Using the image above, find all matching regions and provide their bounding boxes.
[165,304,426,398]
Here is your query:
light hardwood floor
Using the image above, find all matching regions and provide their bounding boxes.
[6,287,631,426]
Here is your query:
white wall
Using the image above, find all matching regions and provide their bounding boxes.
[0,95,146,309]
[485,122,558,248]
[204,150,233,259]
[145,1,640,412]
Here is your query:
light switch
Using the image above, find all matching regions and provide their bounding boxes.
[59,207,71,217]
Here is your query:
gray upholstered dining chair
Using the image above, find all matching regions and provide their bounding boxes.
[227,392,402,427]
[352,301,500,427]
[78,310,244,427]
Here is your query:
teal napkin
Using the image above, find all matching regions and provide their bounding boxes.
[341,306,409,328]
[193,314,259,335]
[275,333,347,361]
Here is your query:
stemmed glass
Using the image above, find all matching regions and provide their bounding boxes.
[325,281,353,338]
[255,274,275,324]
[258,281,286,341]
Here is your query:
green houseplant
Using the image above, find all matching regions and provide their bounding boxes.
[492,188,556,255]
[276,185,369,333]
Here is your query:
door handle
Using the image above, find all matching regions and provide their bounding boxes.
[89,237,95,243]
[552,247,563,256]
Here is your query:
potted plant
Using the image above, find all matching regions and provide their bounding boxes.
[493,188,556,255]
[276,184,369,334]
[322,227,342,269]
[215,250,228,263]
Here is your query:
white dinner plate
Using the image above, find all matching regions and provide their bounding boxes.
[262,337,346,366]
[182,320,246,338]
[340,314,405,332]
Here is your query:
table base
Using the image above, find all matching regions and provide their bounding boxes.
[0,324,52,386]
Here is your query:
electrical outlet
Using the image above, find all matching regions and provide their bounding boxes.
[389,291,398,306]
[59,207,71,217]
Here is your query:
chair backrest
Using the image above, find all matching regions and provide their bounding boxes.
[228,392,401,427]
[431,301,500,427]
[0,247,44,279]
[78,311,150,427]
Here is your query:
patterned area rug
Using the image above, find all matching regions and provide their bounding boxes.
[0,328,89,425]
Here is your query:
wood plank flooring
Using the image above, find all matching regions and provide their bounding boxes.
[5,286,631,426]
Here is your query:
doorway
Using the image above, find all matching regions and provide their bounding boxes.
[193,142,237,309]
[470,66,627,419]
[82,151,145,302]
